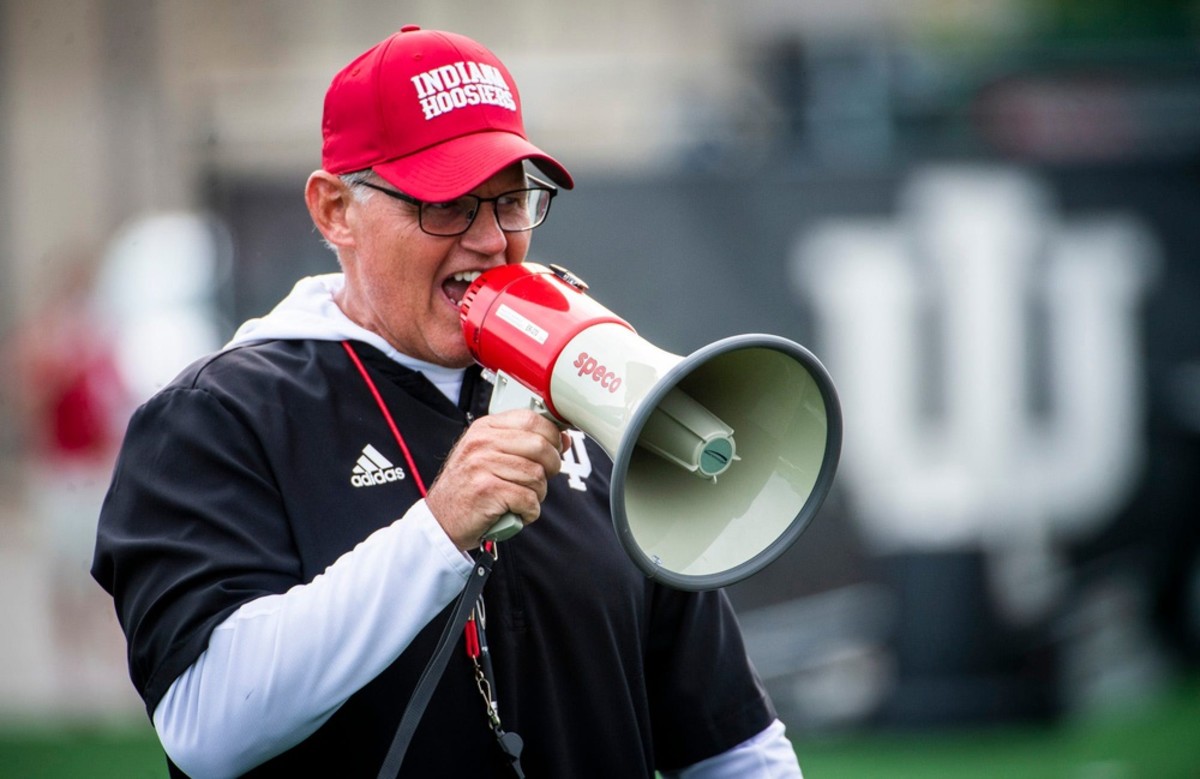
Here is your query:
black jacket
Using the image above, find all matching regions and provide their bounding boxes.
[93,338,774,777]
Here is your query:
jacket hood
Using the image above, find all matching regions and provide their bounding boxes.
[226,273,466,400]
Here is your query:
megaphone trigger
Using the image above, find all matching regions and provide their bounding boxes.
[486,369,554,420]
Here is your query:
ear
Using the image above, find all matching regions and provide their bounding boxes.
[306,170,357,249]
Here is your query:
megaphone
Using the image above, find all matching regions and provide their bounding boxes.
[460,262,842,591]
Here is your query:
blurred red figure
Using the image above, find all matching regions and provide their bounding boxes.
[5,247,133,711]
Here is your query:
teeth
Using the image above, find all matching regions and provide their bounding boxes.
[451,270,483,283]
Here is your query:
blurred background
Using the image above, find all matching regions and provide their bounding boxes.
[1,0,1198,776]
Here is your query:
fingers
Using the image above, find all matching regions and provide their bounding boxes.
[482,409,565,455]
[424,409,567,550]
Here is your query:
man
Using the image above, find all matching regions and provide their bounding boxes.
[93,25,802,778]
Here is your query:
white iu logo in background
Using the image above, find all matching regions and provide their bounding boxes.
[792,166,1158,618]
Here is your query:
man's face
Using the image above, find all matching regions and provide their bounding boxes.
[337,164,532,367]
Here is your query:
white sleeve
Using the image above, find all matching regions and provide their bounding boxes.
[661,719,803,779]
[152,500,474,779]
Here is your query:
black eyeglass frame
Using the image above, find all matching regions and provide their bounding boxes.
[355,176,557,237]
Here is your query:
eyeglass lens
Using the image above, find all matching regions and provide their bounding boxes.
[421,188,551,235]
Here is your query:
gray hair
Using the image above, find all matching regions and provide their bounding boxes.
[319,170,375,254]
[339,170,376,203]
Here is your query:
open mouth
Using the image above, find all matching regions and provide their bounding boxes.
[443,270,483,307]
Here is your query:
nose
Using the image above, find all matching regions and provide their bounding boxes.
[459,202,508,255]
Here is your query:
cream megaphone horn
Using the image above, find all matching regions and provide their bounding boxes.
[460,262,842,591]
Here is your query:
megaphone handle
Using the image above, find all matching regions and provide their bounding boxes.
[479,370,562,543]
[482,512,525,542]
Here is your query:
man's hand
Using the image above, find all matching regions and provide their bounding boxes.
[425,409,569,550]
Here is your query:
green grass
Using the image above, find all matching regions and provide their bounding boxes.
[0,724,166,779]
[797,676,1200,778]
[1,677,1197,778]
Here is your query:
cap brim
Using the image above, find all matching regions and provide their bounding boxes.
[372,130,573,202]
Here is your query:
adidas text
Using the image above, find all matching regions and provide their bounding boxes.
[351,467,407,488]
[351,444,407,488]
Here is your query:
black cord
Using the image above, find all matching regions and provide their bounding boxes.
[376,549,496,779]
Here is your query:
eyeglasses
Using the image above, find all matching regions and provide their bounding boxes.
[357,176,557,237]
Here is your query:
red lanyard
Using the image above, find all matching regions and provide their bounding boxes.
[343,342,524,773]
[342,341,429,496]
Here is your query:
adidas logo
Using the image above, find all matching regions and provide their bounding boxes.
[350,444,408,488]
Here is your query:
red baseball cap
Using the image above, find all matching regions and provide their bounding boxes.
[321,25,573,202]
